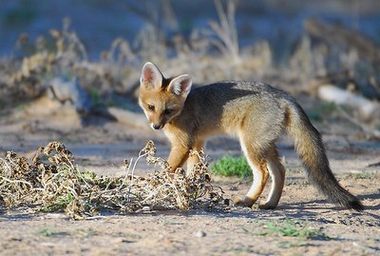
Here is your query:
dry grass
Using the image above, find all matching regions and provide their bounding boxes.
[0,141,225,220]
[0,1,275,109]
[1,1,377,104]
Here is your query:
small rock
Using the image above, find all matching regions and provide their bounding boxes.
[48,76,92,113]
[193,230,206,238]
[142,206,151,211]
[229,185,238,191]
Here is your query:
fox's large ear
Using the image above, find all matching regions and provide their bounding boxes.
[140,62,162,90]
[167,74,192,98]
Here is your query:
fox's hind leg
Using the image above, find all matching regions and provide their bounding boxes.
[259,147,285,209]
[234,136,270,208]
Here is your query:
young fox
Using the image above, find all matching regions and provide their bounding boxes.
[138,62,364,211]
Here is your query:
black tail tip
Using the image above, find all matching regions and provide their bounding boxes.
[349,200,364,212]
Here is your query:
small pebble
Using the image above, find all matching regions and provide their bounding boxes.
[142,206,150,211]
[193,230,206,237]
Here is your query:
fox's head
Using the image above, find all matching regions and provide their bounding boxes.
[138,62,192,130]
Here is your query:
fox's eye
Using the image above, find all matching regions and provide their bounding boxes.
[164,108,173,115]
[147,104,155,111]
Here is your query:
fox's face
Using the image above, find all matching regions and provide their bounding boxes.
[138,62,192,130]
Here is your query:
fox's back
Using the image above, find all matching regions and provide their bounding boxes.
[176,81,292,136]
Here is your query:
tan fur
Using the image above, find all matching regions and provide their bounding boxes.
[138,62,364,210]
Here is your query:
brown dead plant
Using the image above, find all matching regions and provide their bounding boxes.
[0,141,224,220]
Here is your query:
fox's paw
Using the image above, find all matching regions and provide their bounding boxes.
[165,167,184,176]
[258,202,277,210]
[232,196,255,208]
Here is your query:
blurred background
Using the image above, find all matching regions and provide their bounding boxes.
[1,0,380,59]
[0,0,379,147]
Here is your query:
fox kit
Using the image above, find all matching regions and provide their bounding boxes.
[138,62,363,211]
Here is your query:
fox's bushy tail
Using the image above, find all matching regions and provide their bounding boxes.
[286,103,364,211]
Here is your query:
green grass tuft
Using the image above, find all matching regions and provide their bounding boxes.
[40,192,75,213]
[38,228,69,237]
[307,101,337,122]
[211,155,251,179]
[259,220,329,240]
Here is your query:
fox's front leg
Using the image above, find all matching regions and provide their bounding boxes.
[167,145,189,172]
[167,137,191,172]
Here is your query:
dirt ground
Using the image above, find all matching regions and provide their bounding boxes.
[0,105,379,256]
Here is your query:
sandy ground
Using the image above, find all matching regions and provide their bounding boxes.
[0,106,379,256]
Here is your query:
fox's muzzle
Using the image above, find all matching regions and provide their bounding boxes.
[151,123,165,130]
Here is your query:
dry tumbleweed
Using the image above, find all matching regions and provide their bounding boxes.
[0,141,224,219]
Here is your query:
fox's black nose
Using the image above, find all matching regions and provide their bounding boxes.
[153,124,161,130]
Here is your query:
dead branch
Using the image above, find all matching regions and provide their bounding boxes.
[107,107,150,131]
[318,84,380,121]
[305,19,380,65]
